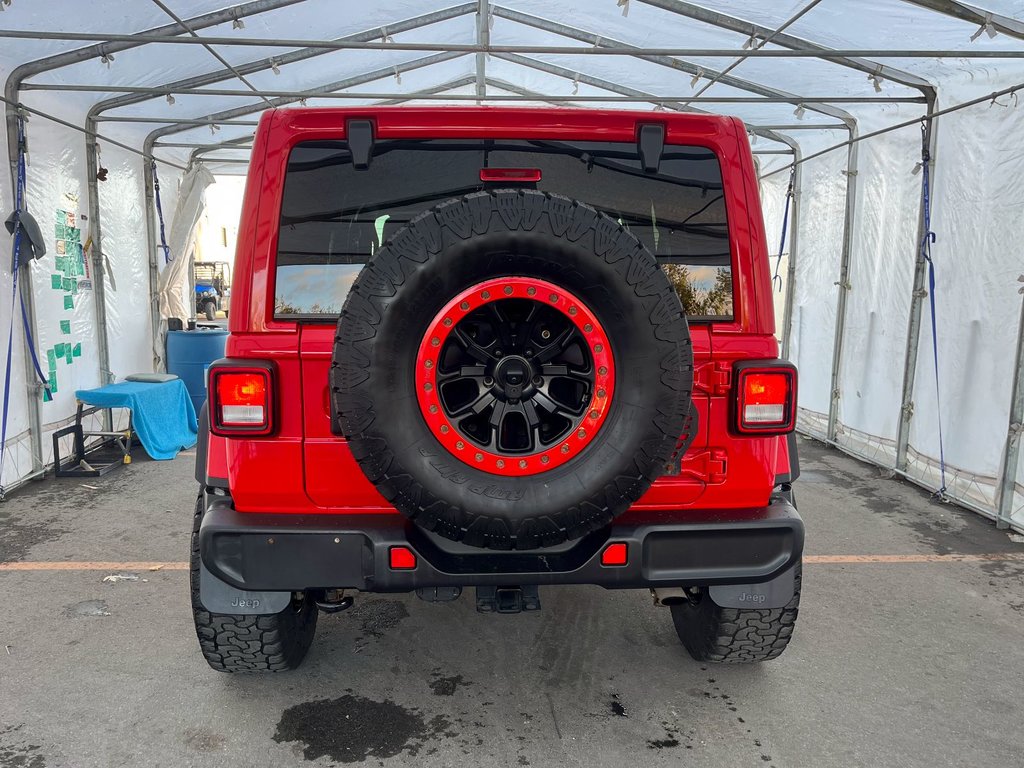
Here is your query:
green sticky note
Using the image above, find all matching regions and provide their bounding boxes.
[67,228,80,245]
[64,295,74,310]
[54,343,65,357]
[51,274,62,290]
[60,319,71,334]
[55,223,66,239]
[55,255,66,272]
[48,372,57,394]
[47,349,57,371]
[70,279,78,296]
[62,277,72,291]
[73,343,82,358]
[65,346,73,364]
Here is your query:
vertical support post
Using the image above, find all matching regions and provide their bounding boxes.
[896,102,939,471]
[826,123,860,441]
[781,148,802,361]
[996,294,1024,530]
[475,0,489,101]
[84,119,115,438]
[142,157,164,370]
[6,109,44,475]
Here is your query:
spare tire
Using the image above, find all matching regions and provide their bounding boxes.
[332,190,693,550]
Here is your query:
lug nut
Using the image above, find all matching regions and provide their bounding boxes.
[527,286,537,296]
[460,301,470,310]
[496,459,505,469]
[519,459,528,468]
[424,383,433,392]
[549,293,558,303]
[533,376,543,386]
[481,290,490,299]
[561,444,570,454]
[504,285,514,295]
[440,425,450,434]
[456,441,465,450]
[569,306,578,316]
[541,455,550,464]
[597,389,606,398]
[599,366,608,376]
[430,405,439,414]
[577,428,587,438]
[443,317,453,327]
[431,337,440,347]
[425,360,433,369]
[594,343,603,353]
[584,323,593,333]
[541,329,551,339]
[484,376,494,386]
[590,410,599,419]
[475,453,484,462]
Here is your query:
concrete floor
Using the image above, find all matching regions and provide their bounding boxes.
[1,437,1022,768]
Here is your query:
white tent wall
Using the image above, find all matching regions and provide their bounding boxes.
[97,143,157,381]
[904,75,1024,520]
[23,110,104,470]
[830,116,921,466]
[790,146,848,431]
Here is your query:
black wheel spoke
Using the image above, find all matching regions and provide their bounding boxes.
[486,303,516,350]
[438,364,487,383]
[534,326,575,364]
[450,389,496,418]
[452,326,495,364]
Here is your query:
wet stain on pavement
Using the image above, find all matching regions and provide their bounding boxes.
[429,672,467,696]
[62,599,110,618]
[0,724,46,768]
[345,598,409,638]
[609,693,627,717]
[0,510,66,562]
[273,694,450,763]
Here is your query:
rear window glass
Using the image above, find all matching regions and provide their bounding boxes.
[275,139,732,320]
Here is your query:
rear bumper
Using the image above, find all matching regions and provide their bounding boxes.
[199,494,803,592]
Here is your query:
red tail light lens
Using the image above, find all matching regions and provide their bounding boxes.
[210,366,273,436]
[735,364,797,434]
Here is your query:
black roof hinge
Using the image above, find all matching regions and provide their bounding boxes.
[347,119,375,170]
[637,123,665,174]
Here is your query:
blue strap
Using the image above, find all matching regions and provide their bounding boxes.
[919,120,947,496]
[152,161,171,264]
[2,114,52,491]
[772,168,795,292]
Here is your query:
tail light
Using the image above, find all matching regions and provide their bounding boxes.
[209,362,274,436]
[480,167,542,183]
[734,362,797,435]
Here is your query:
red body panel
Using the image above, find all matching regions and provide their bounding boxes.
[207,107,792,515]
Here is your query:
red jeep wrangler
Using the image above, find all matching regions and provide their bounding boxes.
[191,107,802,672]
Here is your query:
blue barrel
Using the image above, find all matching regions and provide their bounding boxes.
[166,329,229,416]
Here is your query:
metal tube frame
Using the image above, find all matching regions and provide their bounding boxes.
[781,151,802,361]
[996,296,1024,530]
[895,106,939,473]
[1,29,1022,58]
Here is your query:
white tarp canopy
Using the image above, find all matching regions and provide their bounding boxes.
[1,0,1023,532]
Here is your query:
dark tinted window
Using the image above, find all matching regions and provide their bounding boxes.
[275,139,732,319]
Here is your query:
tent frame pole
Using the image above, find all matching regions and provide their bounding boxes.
[827,130,860,441]
[896,104,939,473]
[781,148,802,361]
[996,297,1024,530]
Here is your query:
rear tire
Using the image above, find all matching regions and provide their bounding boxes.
[190,495,318,672]
[669,564,801,663]
[203,301,216,321]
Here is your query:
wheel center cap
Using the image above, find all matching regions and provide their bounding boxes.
[494,355,532,400]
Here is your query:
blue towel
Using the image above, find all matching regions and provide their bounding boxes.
[75,380,198,460]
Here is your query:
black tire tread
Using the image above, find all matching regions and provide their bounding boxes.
[190,495,317,672]
[670,564,801,664]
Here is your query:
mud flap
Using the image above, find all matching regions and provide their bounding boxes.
[708,563,797,609]
[199,561,291,615]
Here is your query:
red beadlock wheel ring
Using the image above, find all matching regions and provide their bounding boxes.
[415,277,615,477]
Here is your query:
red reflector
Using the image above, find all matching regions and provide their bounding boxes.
[389,546,417,570]
[601,542,628,567]
[480,167,542,183]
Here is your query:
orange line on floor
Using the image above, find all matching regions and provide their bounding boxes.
[804,553,1024,564]
[0,561,189,571]
[0,554,1022,571]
